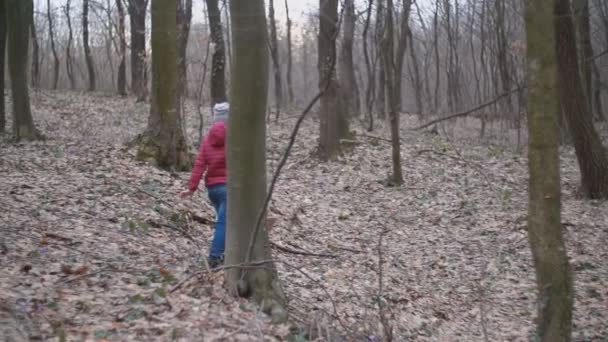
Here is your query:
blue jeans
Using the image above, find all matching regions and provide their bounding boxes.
[207,184,226,258]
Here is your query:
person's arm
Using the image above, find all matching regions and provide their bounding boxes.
[187,141,207,192]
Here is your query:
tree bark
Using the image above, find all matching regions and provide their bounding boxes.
[30,12,40,89]
[394,0,412,112]
[64,0,76,90]
[525,0,573,340]
[225,0,287,319]
[376,0,386,118]
[177,0,193,98]
[6,0,41,141]
[47,0,60,90]
[555,0,608,199]
[284,0,294,106]
[363,0,375,130]
[318,0,347,160]
[116,0,127,95]
[339,0,360,117]
[268,0,282,121]
[383,0,403,185]
[0,0,5,133]
[206,0,227,104]
[128,0,148,101]
[136,0,189,170]
[573,0,599,119]
[82,0,96,91]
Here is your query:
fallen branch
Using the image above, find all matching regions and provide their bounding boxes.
[412,88,521,131]
[270,241,337,259]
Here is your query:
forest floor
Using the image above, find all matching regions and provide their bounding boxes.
[1,90,607,341]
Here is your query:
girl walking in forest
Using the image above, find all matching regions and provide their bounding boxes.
[180,103,229,268]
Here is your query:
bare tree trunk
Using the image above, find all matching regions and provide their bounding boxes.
[318,0,346,160]
[177,0,192,98]
[394,0,412,112]
[495,0,513,120]
[525,1,573,340]
[128,0,148,101]
[225,0,287,318]
[0,0,5,133]
[64,0,76,90]
[268,0,282,120]
[206,0,227,104]
[407,29,423,116]
[222,0,231,70]
[383,0,403,185]
[376,0,386,119]
[137,0,189,170]
[339,0,360,117]
[6,0,41,141]
[30,11,40,89]
[432,0,440,112]
[82,0,96,91]
[555,0,608,199]
[363,0,375,131]
[46,0,60,90]
[116,0,127,95]
[574,0,601,120]
[284,0,294,106]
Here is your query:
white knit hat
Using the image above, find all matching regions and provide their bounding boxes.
[213,102,229,123]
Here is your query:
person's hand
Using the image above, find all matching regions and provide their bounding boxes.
[180,190,194,198]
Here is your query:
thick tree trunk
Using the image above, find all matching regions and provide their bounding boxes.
[0,0,5,133]
[339,0,360,118]
[225,0,286,319]
[116,0,127,95]
[64,0,76,90]
[284,0,294,106]
[268,0,282,121]
[136,0,189,170]
[383,0,403,185]
[128,0,148,101]
[555,0,608,199]
[525,0,573,340]
[6,0,41,141]
[47,0,60,90]
[318,0,347,161]
[82,0,96,91]
[206,0,227,104]
[177,0,192,98]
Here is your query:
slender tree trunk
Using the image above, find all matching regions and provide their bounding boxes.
[0,0,5,133]
[225,0,287,318]
[64,0,76,90]
[177,0,193,98]
[117,0,127,95]
[555,0,608,199]
[432,0,440,112]
[394,0,412,112]
[206,0,227,104]
[82,0,96,91]
[137,0,189,170]
[525,0,573,340]
[363,0,375,131]
[47,0,60,90]
[318,0,346,160]
[6,0,41,141]
[339,0,360,117]
[495,0,513,120]
[383,0,403,185]
[30,13,40,88]
[376,0,386,118]
[408,29,423,116]
[128,0,148,101]
[284,0,294,106]
[222,0,231,71]
[268,0,282,121]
